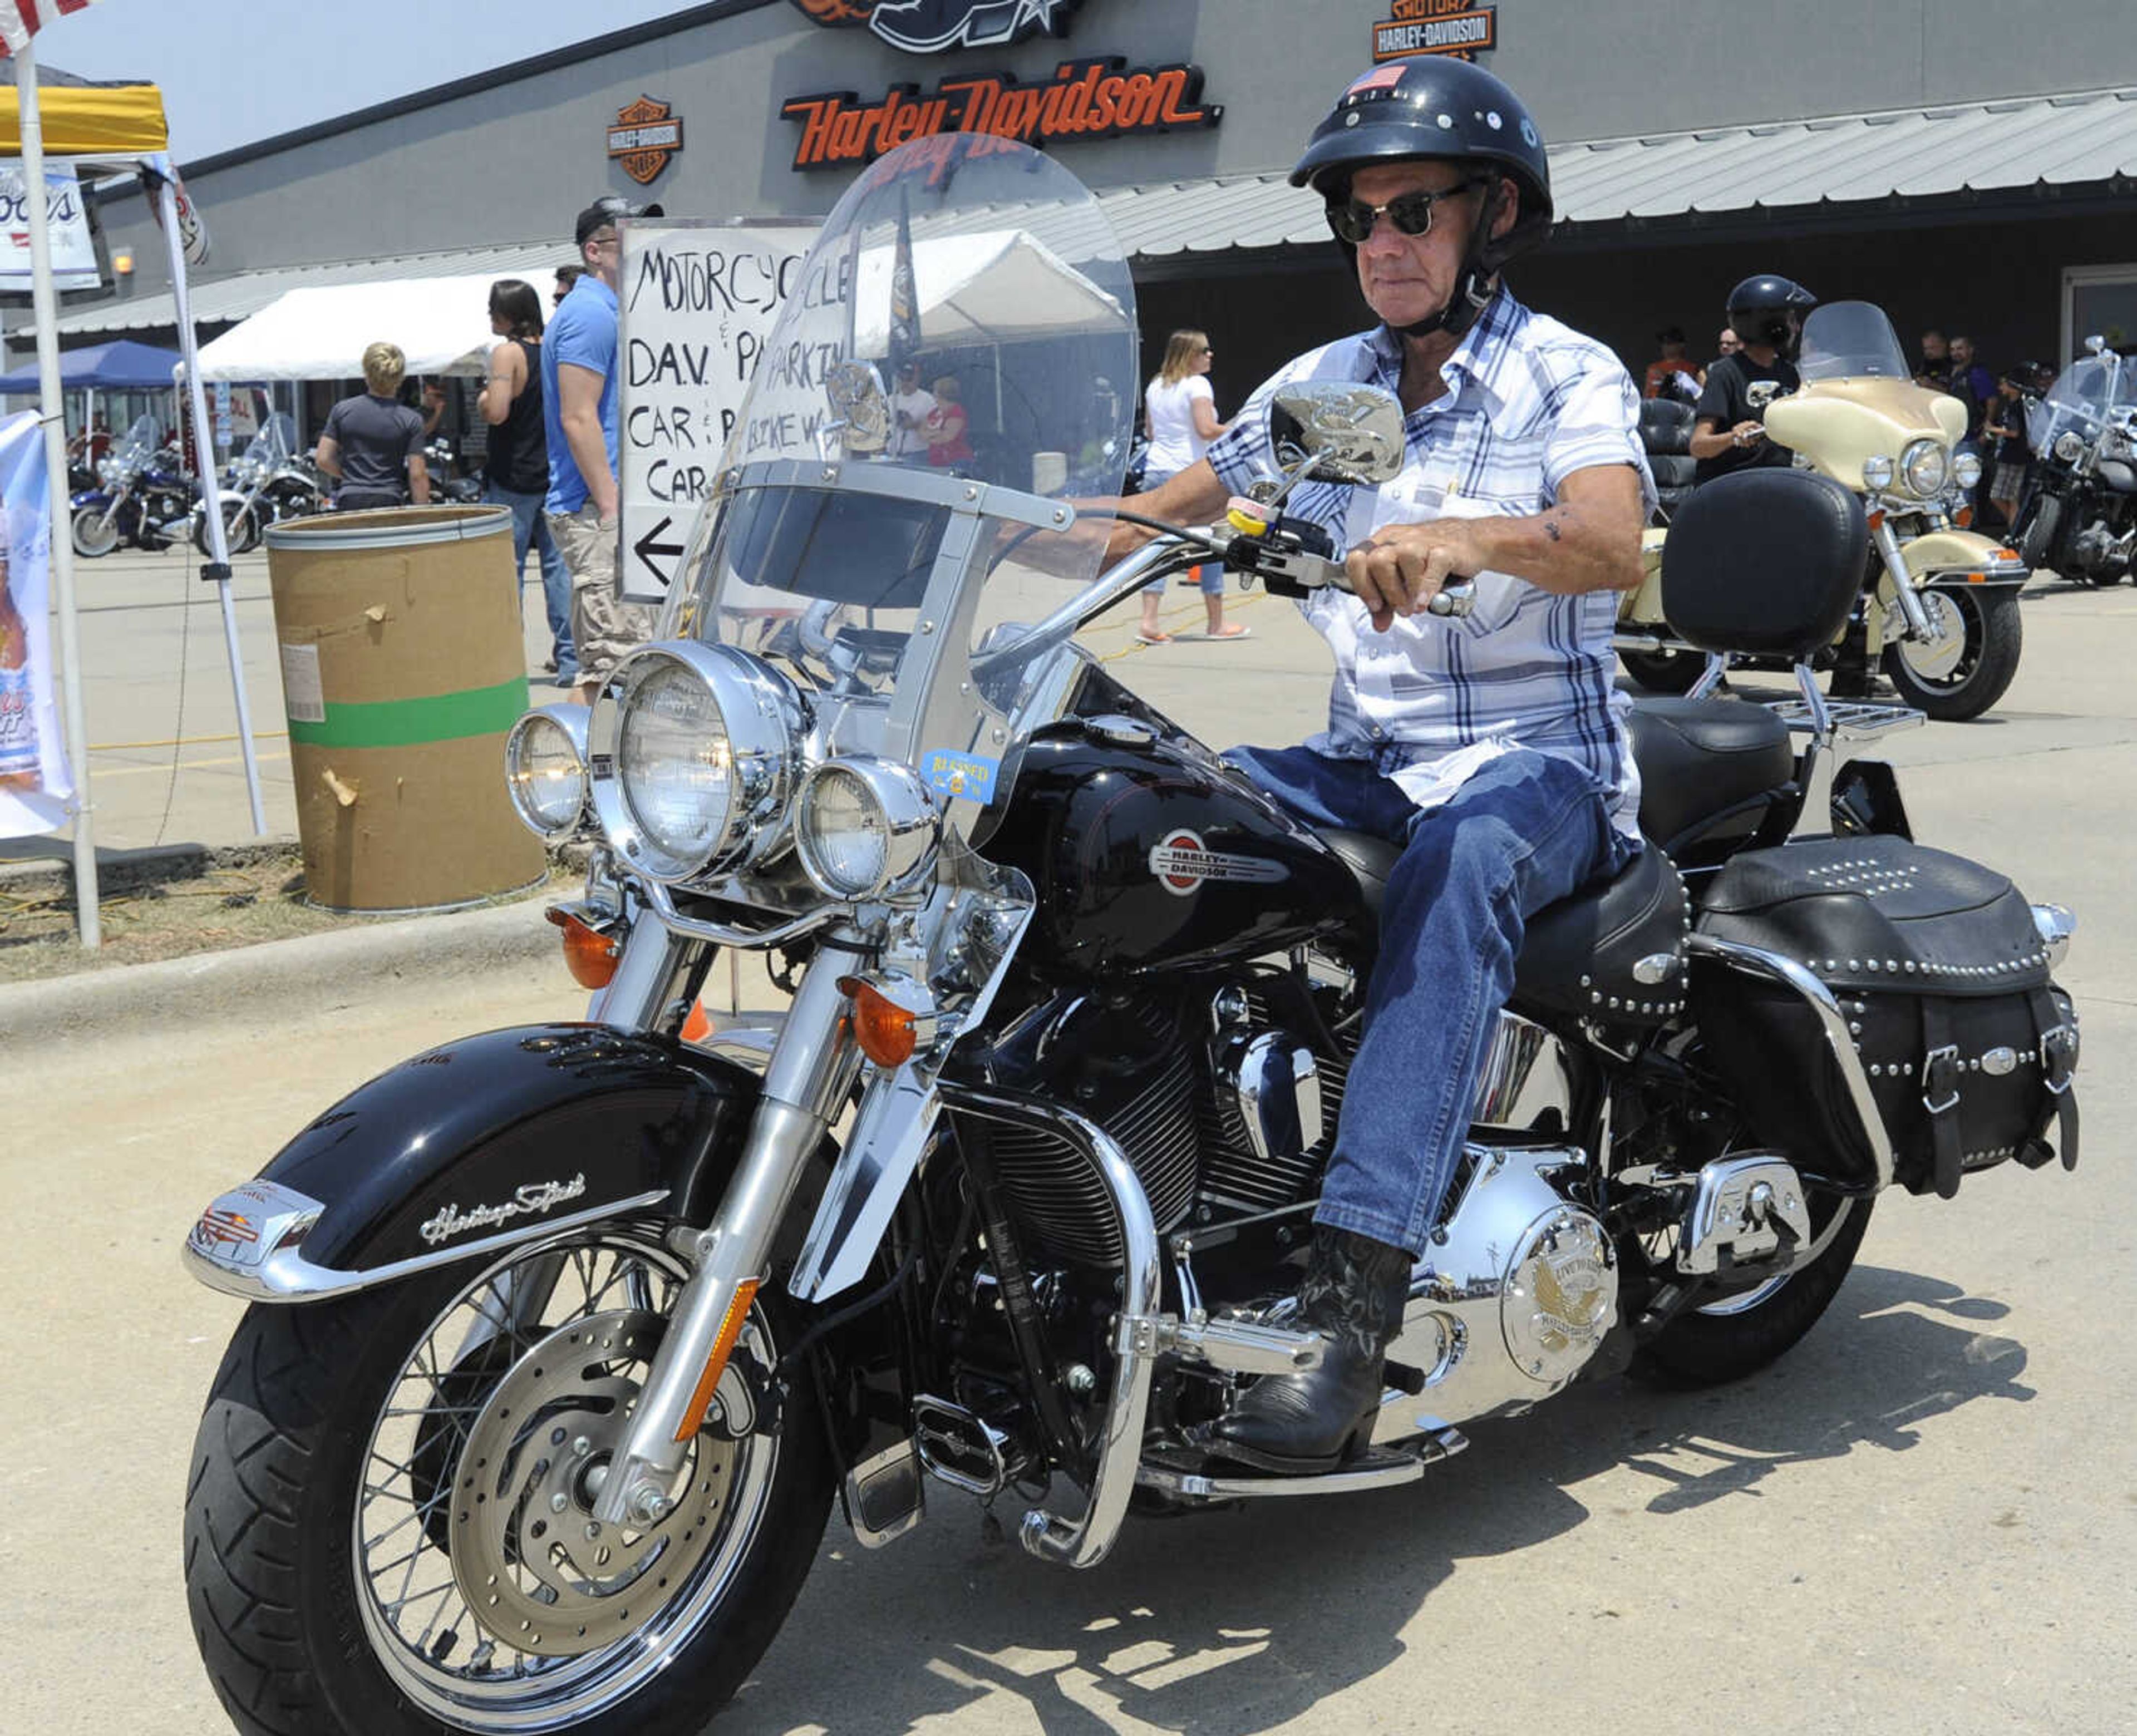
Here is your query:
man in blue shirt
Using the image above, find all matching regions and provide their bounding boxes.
[545,194,661,704]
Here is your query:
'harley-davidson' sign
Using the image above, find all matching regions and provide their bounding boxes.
[786,0,1084,55]
[1372,0,1498,63]
[784,55,1220,171]
[608,96,684,185]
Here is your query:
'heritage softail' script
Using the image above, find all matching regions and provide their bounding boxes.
[419,1176,589,1246]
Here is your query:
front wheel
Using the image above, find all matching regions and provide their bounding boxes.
[2014,494,2061,574]
[1632,1192,1874,1387]
[1880,586,2023,721]
[71,504,120,558]
[193,500,259,556]
[184,1222,832,1736]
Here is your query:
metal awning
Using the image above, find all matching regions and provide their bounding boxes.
[47,84,2137,344]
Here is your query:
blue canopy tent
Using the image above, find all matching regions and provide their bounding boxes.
[0,337,180,392]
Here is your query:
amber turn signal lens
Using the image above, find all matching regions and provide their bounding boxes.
[837,974,918,1067]
[680,1002,713,1044]
[1954,504,1975,528]
[546,908,621,989]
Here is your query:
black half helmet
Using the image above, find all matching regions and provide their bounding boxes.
[1725,274,1818,352]
[1291,58,1554,272]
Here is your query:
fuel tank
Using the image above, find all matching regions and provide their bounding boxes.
[978,714,1369,981]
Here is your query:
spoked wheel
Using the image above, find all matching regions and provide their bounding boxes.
[71,505,120,558]
[194,500,260,556]
[1631,1189,1873,1388]
[1880,586,2023,721]
[185,1223,831,1736]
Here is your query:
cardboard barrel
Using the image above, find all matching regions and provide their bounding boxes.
[264,505,545,914]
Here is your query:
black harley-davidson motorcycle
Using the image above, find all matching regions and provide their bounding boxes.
[2008,338,2137,585]
[180,138,2082,1736]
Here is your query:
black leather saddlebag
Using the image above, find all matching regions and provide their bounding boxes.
[1690,836,2078,1197]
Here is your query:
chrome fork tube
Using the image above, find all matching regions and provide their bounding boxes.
[591,933,869,1526]
[587,905,692,1028]
[1872,517,1938,642]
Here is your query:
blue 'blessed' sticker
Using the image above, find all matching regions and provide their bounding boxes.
[922,749,999,802]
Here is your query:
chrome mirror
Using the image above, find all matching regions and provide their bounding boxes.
[2084,334,2108,357]
[822,360,890,456]
[1269,383,1405,486]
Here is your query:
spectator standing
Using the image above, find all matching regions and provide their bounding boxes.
[315,341,430,509]
[923,374,973,466]
[1138,328,1244,642]
[1984,363,2043,528]
[888,361,936,460]
[1916,329,1953,393]
[544,195,661,706]
[1642,327,1703,402]
[479,278,575,685]
[1717,327,1742,358]
[1947,334,1996,432]
[553,265,583,311]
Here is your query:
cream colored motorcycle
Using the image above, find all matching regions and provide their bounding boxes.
[1617,300,2028,720]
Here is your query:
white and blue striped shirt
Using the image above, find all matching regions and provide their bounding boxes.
[1205,290,1653,839]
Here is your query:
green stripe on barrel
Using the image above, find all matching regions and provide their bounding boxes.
[286,675,529,750]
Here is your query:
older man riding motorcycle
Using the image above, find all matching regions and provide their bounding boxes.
[1100,58,1652,1473]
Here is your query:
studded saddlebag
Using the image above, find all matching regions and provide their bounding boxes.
[1689,836,2078,1199]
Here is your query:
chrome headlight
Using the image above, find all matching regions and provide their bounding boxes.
[590,643,805,882]
[1900,438,1949,497]
[1951,451,1983,490]
[2053,431,2086,463]
[1861,455,1895,490]
[503,704,589,840]
[794,757,942,901]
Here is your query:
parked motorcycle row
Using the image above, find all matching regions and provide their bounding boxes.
[178,137,2082,1736]
[1624,312,2137,721]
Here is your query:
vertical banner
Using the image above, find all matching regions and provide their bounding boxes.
[0,407,73,837]
[0,162,98,291]
[615,218,816,605]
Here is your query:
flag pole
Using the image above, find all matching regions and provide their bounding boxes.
[14,36,99,946]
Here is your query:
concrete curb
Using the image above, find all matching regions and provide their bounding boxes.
[0,894,562,1052]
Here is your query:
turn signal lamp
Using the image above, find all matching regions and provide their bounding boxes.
[838,974,922,1067]
[1954,504,1976,528]
[546,906,621,989]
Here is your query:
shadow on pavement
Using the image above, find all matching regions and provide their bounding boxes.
[728,1261,2027,1734]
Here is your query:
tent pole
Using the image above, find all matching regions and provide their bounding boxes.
[157,174,265,835]
[15,41,99,948]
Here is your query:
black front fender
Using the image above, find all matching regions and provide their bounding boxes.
[184,1023,762,1300]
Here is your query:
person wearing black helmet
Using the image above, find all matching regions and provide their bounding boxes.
[1690,274,1815,483]
[1091,58,1652,1477]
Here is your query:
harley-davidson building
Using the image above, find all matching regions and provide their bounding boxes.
[41,0,2137,435]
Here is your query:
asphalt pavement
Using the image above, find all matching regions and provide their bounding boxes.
[5,547,2136,1734]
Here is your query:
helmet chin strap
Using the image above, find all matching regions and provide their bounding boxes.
[1383,180,1504,344]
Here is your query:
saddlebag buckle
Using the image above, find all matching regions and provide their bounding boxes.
[2040,1023,2077,1096]
[1920,1043,1963,1118]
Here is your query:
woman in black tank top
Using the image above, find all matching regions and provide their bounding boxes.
[479,279,576,683]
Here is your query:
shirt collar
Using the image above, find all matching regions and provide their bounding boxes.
[1363,287,1529,427]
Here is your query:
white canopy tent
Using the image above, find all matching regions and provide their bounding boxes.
[851,230,1127,354]
[196,274,502,381]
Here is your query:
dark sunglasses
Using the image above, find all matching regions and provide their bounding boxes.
[1324,180,1480,246]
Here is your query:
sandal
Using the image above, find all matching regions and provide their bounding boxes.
[1205,624,1252,640]
[1135,629,1173,645]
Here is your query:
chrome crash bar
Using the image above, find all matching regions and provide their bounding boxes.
[937,1079,1160,1570]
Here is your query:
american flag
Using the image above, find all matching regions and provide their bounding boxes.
[1,0,101,57]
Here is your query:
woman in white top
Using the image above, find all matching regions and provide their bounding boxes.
[1137,329,1244,642]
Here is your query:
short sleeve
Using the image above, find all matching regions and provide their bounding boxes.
[1541,357,1653,514]
[321,400,347,443]
[1693,361,1737,430]
[1187,376,1213,405]
[400,408,425,459]
[550,300,614,381]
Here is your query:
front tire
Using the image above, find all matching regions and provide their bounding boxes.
[1881,586,2023,721]
[184,1224,831,1736]
[1632,1193,1874,1388]
[193,500,259,556]
[71,505,120,558]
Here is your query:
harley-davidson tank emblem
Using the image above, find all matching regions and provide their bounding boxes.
[608,96,683,186]
[1149,829,1290,897]
[419,1175,590,1246]
[786,0,1082,54]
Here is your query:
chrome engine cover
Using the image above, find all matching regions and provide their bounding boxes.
[1371,1145,1617,1443]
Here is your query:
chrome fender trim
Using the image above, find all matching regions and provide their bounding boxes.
[936,1081,1159,1571]
[1687,932,1896,1192]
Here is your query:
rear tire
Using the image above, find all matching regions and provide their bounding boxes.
[1631,1194,1873,1388]
[184,1226,832,1736]
[1619,647,1708,694]
[1881,586,2023,721]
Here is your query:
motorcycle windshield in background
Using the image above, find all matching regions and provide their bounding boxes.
[2027,353,2137,453]
[114,413,161,467]
[667,135,1138,696]
[1796,302,1913,383]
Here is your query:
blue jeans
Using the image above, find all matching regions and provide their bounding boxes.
[1228,743,1634,1254]
[488,480,575,677]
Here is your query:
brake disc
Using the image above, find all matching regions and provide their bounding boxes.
[1898,591,1967,680]
[447,1309,736,1659]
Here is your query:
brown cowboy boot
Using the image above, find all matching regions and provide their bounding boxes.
[1202,1226,1412,1474]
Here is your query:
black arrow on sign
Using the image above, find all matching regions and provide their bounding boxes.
[632,515,685,588]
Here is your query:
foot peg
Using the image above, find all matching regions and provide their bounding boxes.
[1137,1433,1465,1503]
[1677,1154,1811,1275]
[912,1394,1010,1497]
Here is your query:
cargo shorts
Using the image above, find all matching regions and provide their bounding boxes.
[547,506,656,688]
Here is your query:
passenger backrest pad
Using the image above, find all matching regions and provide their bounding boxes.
[1660,467,1868,660]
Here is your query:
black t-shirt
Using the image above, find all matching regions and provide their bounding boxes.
[1693,351,1801,483]
[322,392,424,497]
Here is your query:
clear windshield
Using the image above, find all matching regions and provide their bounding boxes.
[112,413,161,467]
[242,415,296,468]
[667,135,1137,699]
[1796,302,1912,383]
[2027,353,2137,451]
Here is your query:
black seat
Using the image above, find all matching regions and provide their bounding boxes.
[1318,830,1690,1025]
[1639,398,1697,522]
[1626,697,1796,855]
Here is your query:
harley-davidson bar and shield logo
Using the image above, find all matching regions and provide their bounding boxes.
[787,0,1084,55]
[608,96,684,186]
